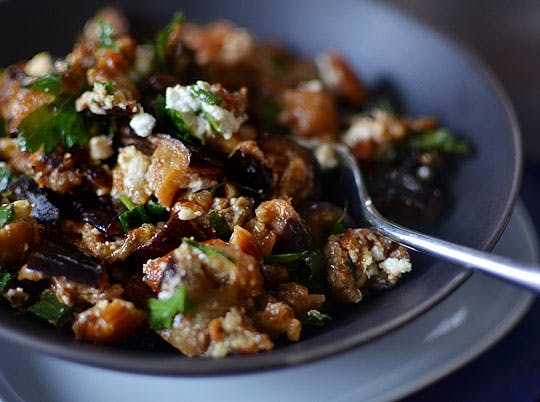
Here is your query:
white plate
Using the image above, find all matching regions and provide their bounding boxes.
[0,203,536,402]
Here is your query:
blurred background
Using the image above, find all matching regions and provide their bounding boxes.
[384,0,540,161]
[382,1,540,400]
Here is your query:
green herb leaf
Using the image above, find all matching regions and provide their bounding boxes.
[97,18,116,50]
[190,86,222,105]
[146,201,169,222]
[182,238,235,263]
[119,194,137,211]
[28,293,73,323]
[263,251,308,264]
[0,271,11,294]
[201,111,224,134]
[408,128,470,154]
[119,205,149,233]
[21,72,62,97]
[147,284,191,330]
[17,94,90,153]
[154,94,201,147]
[330,201,348,235]
[0,166,13,193]
[0,203,14,228]
[209,210,232,240]
[155,12,185,71]
[302,309,332,327]
[303,250,328,293]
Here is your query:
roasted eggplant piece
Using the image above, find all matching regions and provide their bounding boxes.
[26,240,103,286]
[8,175,59,223]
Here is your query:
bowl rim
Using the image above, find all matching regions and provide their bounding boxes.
[0,0,522,375]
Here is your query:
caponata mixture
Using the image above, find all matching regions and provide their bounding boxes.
[0,9,468,357]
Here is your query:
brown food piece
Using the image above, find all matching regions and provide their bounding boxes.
[0,201,42,267]
[280,83,338,141]
[206,307,273,357]
[324,228,411,303]
[302,201,346,249]
[251,198,310,254]
[147,135,221,207]
[51,276,123,306]
[0,64,54,132]
[251,296,302,341]
[73,298,146,343]
[259,134,319,205]
[277,282,325,318]
[155,239,264,356]
[315,51,367,106]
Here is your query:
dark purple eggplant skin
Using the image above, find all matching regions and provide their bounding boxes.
[129,213,199,265]
[271,215,311,254]
[227,148,273,192]
[26,241,103,286]
[8,175,59,223]
[71,195,124,236]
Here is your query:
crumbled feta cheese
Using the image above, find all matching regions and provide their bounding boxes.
[89,135,114,160]
[299,80,324,92]
[221,28,254,64]
[177,207,203,221]
[111,146,152,204]
[76,82,138,115]
[315,52,342,90]
[24,52,53,77]
[165,81,247,141]
[343,110,406,148]
[314,143,338,170]
[129,113,156,137]
[129,44,156,81]
[379,257,412,277]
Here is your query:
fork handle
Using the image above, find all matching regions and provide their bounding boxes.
[364,199,540,293]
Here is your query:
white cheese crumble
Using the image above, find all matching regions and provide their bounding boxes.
[24,52,53,77]
[129,112,156,137]
[314,143,338,170]
[315,52,342,90]
[89,135,114,160]
[165,81,246,141]
[75,82,138,115]
[129,44,156,82]
[299,79,324,92]
[379,257,412,277]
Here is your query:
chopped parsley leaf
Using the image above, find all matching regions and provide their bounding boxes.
[21,72,62,97]
[97,18,116,50]
[147,284,191,330]
[28,293,73,323]
[17,94,90,153]
[155,12,185,71]
[209,210,232,240]
[201,110,224,134]
[330,201,348,235]
[190,86,222,106]
[182,238,235,263]
[0,271,11,294]
[263,251,308,264]
[302,309,332,327]
[0,166,13,193]
[0,203,14,228]
[408,128,470,154]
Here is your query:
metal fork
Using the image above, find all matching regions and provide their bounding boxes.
[304,139,540,294]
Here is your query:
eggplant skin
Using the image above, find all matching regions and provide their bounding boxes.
[8,175,59,223]
[26,241,103,286]
[228,147,273,193]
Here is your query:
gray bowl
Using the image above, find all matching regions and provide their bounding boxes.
[0,0,521,375]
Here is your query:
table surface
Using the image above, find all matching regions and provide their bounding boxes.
[382,1,540,400]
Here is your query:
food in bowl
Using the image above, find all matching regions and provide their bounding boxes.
[0,8,468,357]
